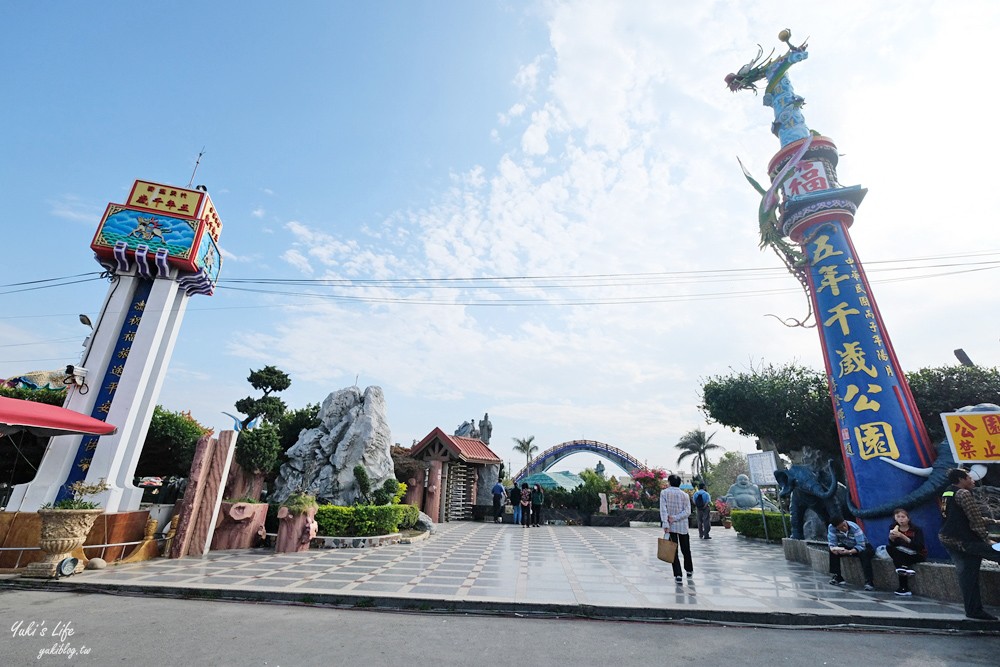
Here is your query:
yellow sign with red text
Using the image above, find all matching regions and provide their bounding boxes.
[941,411,1000,463]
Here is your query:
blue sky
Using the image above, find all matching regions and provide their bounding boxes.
[2,1,998,477]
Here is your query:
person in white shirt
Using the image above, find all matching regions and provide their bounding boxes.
[660,474,693,584]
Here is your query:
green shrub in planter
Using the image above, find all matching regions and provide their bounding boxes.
[371,478,405,505]
[314,503,420,537]
[730,509,791,541]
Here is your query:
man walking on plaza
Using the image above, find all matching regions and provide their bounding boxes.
[660,474,693,584]
[939,468,1000,621]
[827,516,875,591]
[693,482,712,539]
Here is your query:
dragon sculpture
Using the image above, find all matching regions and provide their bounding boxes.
[727,30,820,328]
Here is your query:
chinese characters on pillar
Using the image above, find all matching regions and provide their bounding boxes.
[808,223,909,463]
[60,280,152,493]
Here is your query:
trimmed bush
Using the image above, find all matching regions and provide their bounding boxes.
[371,478,403,505]
[730,509,791,541]
[314,503,419,537]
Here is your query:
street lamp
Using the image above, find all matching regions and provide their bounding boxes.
[954,349,975,367]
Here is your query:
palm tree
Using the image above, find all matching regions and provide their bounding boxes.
[512,435,537,469]
[674,428,721,480]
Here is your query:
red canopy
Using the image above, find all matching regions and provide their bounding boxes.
[0,396,118,438]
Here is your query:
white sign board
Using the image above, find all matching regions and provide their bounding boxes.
[746,451,778,487]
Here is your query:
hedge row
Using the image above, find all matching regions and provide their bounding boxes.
[313,503,419,537]
[730,509,791,541]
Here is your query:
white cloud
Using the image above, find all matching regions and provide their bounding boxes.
[214,1,1000,470]
[49,195,103,224]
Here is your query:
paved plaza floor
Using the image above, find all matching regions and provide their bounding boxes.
[4,522,998,632]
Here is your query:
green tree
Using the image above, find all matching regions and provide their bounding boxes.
[234,422,282,477]
[230,366,292,501]
[234,365,291,429]
[578,468,612,495]
[136,406,211,477]
[703,451,749,501]
[674,428,721,480]
[512,435,537,469]
[700,362,840,459]
[0,385,66,405]
[906,365,1000,442]
[354,464,372,503]
[271,402,321,474]
[278,402,320,450]
[701,362,1000,459]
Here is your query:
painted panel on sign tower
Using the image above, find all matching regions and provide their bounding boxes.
[126,180,206,217]
[93,207,198,257]
[194,230,222,288]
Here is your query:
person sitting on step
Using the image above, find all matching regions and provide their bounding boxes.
[827,515,875,591]
[887,507,926,596]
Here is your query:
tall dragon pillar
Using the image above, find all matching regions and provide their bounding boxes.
[9,180,224,513]
[727,31,945,555]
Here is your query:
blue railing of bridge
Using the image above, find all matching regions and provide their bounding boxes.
[512,440,645,482]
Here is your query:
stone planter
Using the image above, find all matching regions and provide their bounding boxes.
[275,505,318,553]
[22,509,103,578]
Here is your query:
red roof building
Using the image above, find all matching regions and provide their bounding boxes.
[410,427,502,465]
[408,427,502,523]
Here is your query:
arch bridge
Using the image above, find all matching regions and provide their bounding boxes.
[512,440,645,482]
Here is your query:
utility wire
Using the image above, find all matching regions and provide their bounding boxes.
[0,253,997,311]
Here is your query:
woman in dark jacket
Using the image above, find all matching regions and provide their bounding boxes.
[887,507,927,596]
[519,483,531,528]
[531,484,545,527]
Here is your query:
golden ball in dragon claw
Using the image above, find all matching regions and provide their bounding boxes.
[778,29,791,42]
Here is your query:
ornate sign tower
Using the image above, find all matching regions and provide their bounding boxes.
[726,31,945,555]
[10,179,223,513]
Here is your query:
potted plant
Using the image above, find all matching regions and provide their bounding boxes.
[715,499,732,529]
[23,479,110,578]
[275,491,319,553]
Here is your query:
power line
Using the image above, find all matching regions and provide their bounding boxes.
[0,252,997,311]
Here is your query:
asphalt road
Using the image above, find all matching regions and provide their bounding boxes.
[2,589,998,666]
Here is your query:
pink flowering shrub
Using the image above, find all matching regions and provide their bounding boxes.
[714,499,730,518]
[631,468,668,509]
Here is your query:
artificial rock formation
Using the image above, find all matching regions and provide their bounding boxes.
[271,386,394,505]
[476,464,501,506]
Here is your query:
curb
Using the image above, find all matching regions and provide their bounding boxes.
[4,578,998,635]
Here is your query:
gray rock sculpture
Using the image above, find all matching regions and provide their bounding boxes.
[454,418,479,439]
[271,386,395,506]
[476,464,501,505]
[415,511,436,533]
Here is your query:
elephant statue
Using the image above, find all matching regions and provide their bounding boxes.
[775,459,847,540]
[850,403,997,519]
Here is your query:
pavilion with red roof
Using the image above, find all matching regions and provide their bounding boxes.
[408,427,502,523]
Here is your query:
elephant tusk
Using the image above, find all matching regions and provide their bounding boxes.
[877,457,932,478]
